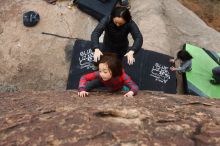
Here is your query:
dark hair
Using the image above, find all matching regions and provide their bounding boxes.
[98,52,123,77]
[111,7,132,23]
[177,50,193,61]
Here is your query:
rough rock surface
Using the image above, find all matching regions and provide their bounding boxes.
[0,90,220,146]
[0,0,220,92]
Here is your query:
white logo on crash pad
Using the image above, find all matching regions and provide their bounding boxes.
[150,63,170,84]
[79,49,96,70]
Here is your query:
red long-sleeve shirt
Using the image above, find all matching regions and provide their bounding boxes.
[78,70,138,95]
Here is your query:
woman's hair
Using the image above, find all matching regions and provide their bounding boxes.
[111,7,132,23]
[98,52,123,77]
[177,49,193,61]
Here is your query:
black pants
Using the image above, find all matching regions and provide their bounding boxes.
[102,44,127,61]
[212,66,220,83]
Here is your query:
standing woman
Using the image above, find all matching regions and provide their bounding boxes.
[91,6,143,65]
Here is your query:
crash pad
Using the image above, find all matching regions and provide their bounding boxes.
[67,40,177,94]
[183,43,220,99]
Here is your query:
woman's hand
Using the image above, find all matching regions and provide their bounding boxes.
[169,58,175,63]
[78,91,89,97]
[124,50,135,65]
[124,91,134,97]
[170,66,177,71]
[93,48,103,62]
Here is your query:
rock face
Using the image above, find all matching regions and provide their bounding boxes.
[0,0,220,92]
[0,0,94,92]
[131,0,220,56]
[0,91,220,145]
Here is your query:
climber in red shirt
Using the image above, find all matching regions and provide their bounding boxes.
[78,52,138,97]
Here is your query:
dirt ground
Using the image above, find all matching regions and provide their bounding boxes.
[178,0,220,32]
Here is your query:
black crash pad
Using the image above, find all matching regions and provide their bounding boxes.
[67,40,177,94]
[76,0,118,20]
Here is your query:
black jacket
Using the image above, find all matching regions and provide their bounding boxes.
[91,16,143,56]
